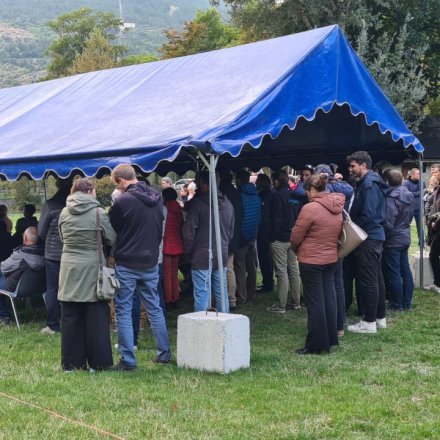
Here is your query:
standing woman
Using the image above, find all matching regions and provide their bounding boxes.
[290,174,344,354]
[58,178,116,371]
[162,187,184,309]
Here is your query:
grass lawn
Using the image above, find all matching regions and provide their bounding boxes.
[0,287,439,439]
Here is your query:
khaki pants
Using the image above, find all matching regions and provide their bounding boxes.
[271,240,300,308]
[234,241,257,302]
[227,252,237,307]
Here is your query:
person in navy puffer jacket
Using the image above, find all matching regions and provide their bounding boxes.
[234,169,261,303]
[314,164,353,336]
[382,169,414,311]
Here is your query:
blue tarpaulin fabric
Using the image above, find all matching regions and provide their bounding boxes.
[0,25,423,180]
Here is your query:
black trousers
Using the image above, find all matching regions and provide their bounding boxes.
[352,239,386,322]
[61,301,113,371]
[429,240,440,287]
[257,234,274,290]
[343,253,363,315]
[299,262,338,351]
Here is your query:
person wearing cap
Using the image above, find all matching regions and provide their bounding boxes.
[314,164,353,336]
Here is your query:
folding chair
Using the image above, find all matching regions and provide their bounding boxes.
[0,268,46,330]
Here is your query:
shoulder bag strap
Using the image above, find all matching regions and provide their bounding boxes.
[96,208,103,268]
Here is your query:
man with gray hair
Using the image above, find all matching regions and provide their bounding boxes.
[161,176,173,189]
[0,226,45,325]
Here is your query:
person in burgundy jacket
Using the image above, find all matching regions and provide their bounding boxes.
[162,188,184,308]
[291,174,344,355]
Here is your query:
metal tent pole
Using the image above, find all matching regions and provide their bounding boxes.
[418,154,424,288]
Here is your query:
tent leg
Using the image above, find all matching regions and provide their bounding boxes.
[208,155,227,313]
[418,154,424,289]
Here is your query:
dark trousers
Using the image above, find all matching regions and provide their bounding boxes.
[0,274,10,319]
[299,262,338,351]
[352,239,386,322]
[382,246,414,310]
[61,301,113,371]
[343,253,363,315]
[257,234,274,290]
[45,259,61,331]
[334,259,345,331]
[234,241,257,301]
[414,210,424,247]
[429,242,440,287]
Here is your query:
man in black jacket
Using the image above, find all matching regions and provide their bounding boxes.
[182,171,234,313]
[267,169,304,314]
[109,164,170,371]
[38,177,72,335]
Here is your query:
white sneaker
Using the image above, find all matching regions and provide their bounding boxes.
[40,326,56,335]
[347,320,377,334]
[376,318,387,329]
[424,284,438,291]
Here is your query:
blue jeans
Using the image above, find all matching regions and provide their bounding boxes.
[192,268,229,313]
[115,264,171,366]
[382,246,414,310]
[44,259,61,331]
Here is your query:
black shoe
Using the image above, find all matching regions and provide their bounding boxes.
[107,361,137,371]
[152,356,170,365]
[295,347,329,355]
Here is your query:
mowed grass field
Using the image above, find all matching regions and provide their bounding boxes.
[0,287,439,440]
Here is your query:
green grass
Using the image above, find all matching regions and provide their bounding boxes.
[0,288,439,439]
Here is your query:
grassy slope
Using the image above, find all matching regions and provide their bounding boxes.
[0,287,439,439]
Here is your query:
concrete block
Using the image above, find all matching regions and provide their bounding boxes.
[410,251,434,288]
[177,311,250,374]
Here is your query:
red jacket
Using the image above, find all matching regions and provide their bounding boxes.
[163,200,184,255]
[290,192,344,265]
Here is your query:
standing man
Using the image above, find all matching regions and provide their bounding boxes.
[268,169,303,314]
[109,164,170,370]
[234,169,261,303]
[161,176,173,189]
[347,151,388,334]
[38,177,72,335]
[182,171,234,313]
[403,168,425,246]
[382,170,414,310]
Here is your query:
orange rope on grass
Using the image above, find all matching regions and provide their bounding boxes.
[0,391,126,440]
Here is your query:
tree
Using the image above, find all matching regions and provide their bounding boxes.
[68,29,120,75]
[46,7,125,79]
[160,8,240,59]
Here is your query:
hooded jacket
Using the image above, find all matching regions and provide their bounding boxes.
[384,185,414,249]
[163,200,183,256]
[58,192,116,302]
[350,170,389,241]
[109,181,163,268]
[291,192,344,265]
[182,190,234,270]
[270,184,304,243]
[239,183,261,242]
[327,180,354,211]
[38,187,70,261]
[1,243,44,292]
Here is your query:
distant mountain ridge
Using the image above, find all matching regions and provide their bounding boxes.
[0,0,218,88]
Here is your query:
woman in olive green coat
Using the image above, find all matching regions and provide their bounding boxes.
[58,178,116,371]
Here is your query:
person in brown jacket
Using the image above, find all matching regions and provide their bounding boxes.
[290,174,344,355]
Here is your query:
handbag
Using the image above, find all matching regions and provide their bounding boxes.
[338,209,368,258]
[96,209,120,301]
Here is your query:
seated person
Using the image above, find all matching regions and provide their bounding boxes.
[0,221,13,262]
[0,226,45,325]
[13,204,38,247]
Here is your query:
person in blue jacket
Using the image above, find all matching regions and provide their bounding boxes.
[346,151,389,334]
[234,169,261,303]
[314,164,353,336]
[382,169,414,311]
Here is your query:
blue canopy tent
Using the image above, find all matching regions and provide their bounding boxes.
[0,24,423,181]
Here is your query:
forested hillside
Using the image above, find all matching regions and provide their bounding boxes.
[0,0,218,88]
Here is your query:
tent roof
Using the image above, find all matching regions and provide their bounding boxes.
[0,24,423,180]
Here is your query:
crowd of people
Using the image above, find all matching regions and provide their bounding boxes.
[0,153,439,370]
